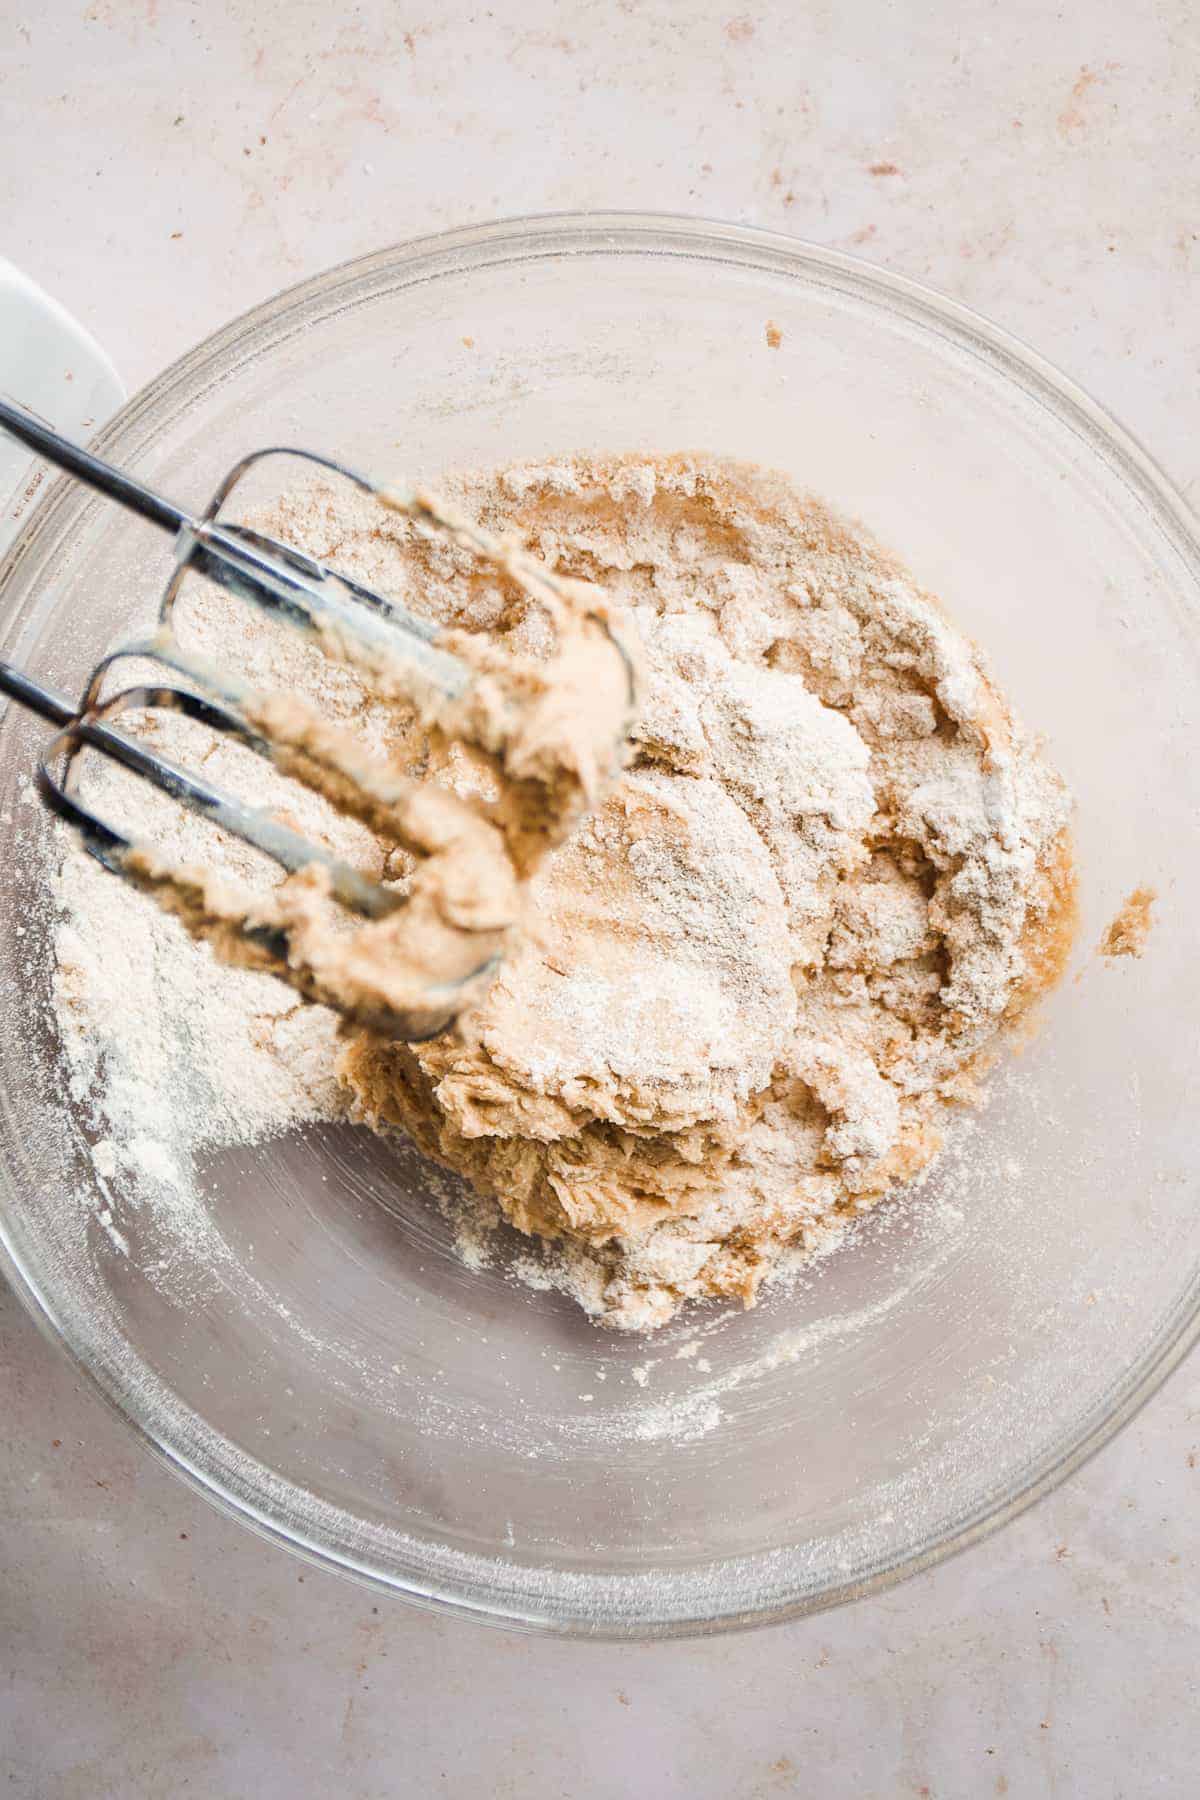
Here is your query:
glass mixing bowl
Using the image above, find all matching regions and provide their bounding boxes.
[1,214,1198,1639]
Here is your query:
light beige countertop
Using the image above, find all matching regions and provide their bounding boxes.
[3,2,1198,1793]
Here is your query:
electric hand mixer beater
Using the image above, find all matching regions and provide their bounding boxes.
[0,398,635,1039]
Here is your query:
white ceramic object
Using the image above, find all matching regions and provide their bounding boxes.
[0,259,124,557]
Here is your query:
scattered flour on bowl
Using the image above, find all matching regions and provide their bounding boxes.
[49,453,1075,1339]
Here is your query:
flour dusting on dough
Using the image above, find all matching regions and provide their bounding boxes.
[52,453,1076,1335]
[335,455,1076,1329]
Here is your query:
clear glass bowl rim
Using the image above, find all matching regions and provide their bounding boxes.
[2,209,1199,1640]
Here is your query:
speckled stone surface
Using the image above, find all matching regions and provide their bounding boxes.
[3,3,1199,1794]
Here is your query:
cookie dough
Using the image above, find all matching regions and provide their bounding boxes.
[335,455,1076,1330]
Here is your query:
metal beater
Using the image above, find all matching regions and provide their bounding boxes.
[0,397,634,1040]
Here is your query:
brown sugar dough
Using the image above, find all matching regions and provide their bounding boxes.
[338,454,1077,1331]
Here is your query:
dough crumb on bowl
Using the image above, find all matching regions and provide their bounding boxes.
[1098,885,1155,959]
[52,453,1077,1334]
